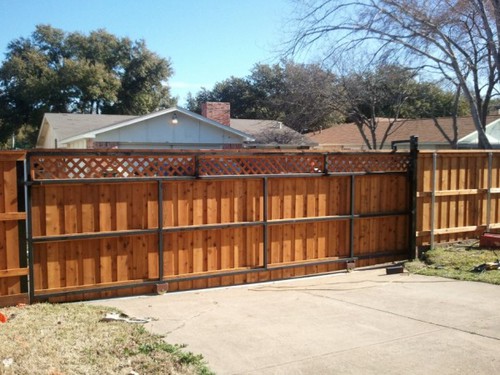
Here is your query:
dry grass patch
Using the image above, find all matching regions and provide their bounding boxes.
[0,303,213,375]
[405,242,500,285]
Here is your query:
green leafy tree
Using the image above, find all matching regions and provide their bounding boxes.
[186,77,261,118]
[188,61,340,133]
[0,25,174,147]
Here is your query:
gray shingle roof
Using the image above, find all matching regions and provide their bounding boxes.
[43,113,139,141]
[229,119,284,134]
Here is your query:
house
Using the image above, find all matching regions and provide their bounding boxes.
[307,115,500,150]
[457,117,500,148]
[36,104,254,149]
[191,102,311,147]
[36,102,312,149]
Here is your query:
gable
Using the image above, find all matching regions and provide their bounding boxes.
[39,107,254,149]
[94,111,247,145]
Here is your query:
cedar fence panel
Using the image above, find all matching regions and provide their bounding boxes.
[25,149,415,301]
[0,151,28,306]
[416,150,500,247]
[11,146,500,305]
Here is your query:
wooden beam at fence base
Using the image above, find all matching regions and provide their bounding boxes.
[34,278,157,296]
[417,225,483,237]
[0,294,29,307]
[0,268,29,278]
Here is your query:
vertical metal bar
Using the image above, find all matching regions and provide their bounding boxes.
[486,152,493,231]
[16,160,28,293]
[194,155,200,178]
[430,152,437,249]
[157,179,164,281]
[24,154,35,303]
[349,174,355,259]
[408,136,419,259]
[263,177,269,269]
[323,153,329,175]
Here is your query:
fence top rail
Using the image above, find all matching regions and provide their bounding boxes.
[0,151,26,161]
[26,148,409,157]
[419,150,500,154]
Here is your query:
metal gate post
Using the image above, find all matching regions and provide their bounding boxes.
[486,152,493,232]
[263,177,269,269]
[24,153,35,303]
[157,179,164,281]
[349,175,355,259]
[408,136,419,259]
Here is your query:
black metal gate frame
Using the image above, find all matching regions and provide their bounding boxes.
[24,137,418,302]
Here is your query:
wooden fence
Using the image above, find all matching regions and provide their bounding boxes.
[416,151,500,247]
[21,149,414,302]
[9,146,500,304]
[0,152,28,306]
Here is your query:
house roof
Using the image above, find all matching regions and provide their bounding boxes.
[458,118,500,145]
[41,113,138,141]
[230,119,284,134]
[39,107,255,146]
[229,119,315,146]
[308,115,500,148]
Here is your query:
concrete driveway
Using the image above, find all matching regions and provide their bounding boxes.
[94,267,500,374]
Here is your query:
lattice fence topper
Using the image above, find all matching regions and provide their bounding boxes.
[327,154,411,173]
[198,155,325,175]
[30,155,196,179]
[29,152,411,179]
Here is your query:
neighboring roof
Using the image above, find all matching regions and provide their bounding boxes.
[41,107,255,145]
[458,118,500,145]
[42,113,138,141]
[308,116,500,148]
[230,119,284,134]
[230,118,315,146]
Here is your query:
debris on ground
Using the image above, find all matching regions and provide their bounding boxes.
[0,312,7,323]
[99,312,155,324]
[2,358,13,368]
[472,260,500,273]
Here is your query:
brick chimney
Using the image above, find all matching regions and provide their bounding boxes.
[201,102,231,126]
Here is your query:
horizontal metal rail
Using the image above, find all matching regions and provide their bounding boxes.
[162,257,359,284]
[27,170,408,184]
[28,149,411,158]
[32,279,162,300]
[30,210,409,244]
[31,229,159,243]
[30,249,409,300]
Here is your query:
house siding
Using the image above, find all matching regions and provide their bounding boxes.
[93,112,242,148]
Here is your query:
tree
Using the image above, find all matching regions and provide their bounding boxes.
[316,62,468,149]
[0,25,174,147]
[265,62,340,133]
[251,125,310,145]
[335,64,419,149]
[288,0,499,148]
[186,77,261,118]
[187,61,340,133]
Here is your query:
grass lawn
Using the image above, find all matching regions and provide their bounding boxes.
[405,241,500,285]
[0,303,213,375]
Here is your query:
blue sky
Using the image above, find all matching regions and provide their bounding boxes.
[0,0,298,105]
